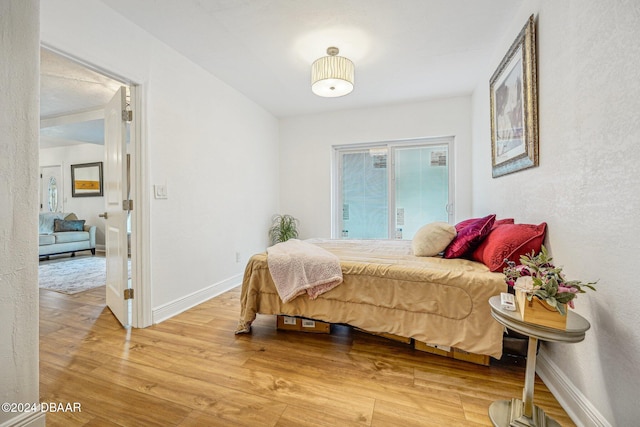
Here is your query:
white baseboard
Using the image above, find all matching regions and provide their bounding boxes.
[537,347,611,427]
[152,274,242,324]
[0,409,45,427]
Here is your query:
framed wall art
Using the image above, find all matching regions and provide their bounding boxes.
[490,15,538,178]
[71,162,103,197]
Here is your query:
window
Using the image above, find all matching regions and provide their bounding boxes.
[333,138,453,240]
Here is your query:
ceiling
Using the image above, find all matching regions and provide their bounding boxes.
[40,48,124,148]
[40,0,523,145]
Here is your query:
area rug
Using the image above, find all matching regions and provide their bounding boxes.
[39,256,129,295]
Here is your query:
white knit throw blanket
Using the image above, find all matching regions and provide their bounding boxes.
[267,239,343,303]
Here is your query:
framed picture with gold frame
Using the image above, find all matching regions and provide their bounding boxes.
[71,162,103,197]
[490,15,538,178]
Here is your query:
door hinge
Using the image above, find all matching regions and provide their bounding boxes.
[123,199,134,211]
[122,110,133,122]
[124,288,134,300]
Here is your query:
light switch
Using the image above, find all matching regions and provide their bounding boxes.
[154,184,168,199]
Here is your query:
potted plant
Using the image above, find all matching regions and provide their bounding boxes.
[504,246,597,328]
[268,214,299,245]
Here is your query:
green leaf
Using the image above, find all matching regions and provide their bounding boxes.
[555,292,576,304]
[268,214,300,245]
[556,303,566,316]
[533,290,547,300]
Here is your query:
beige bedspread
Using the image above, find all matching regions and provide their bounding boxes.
[237,239,507,359]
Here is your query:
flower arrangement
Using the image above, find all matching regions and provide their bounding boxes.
[503,246,597,315]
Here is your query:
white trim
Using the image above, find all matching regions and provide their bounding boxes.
[447,138,455,223]
[129,84,152,328]
[0,409,46,427]
[152,275,242,324]
[537,347,612,427]
[40,43,132,86]
[330,148,341,238]
[332,135,455,150]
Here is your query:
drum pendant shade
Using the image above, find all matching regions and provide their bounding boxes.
[311,47,354,97]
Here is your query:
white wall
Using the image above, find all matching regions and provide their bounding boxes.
[0,0,44,426]
[279,97,473,238]
[471,1,640,425]
[41,0,280,315]
[40,143,106,245]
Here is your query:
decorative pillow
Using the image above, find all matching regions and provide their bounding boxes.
[54,219,85,232]
[472,222,547,272]
[443,214,496,259]
[64,213,78,220]
[493,218,515,228]
[412,222,457,257]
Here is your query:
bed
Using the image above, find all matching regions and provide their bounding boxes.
[236,239,507,359]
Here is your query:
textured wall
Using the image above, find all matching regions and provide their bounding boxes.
[0,0,42,425]
[472,1,640,424]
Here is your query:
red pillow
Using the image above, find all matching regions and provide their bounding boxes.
[460,217,513,231]
[493,218,514,228]
[444,214,496,259]
[472,222,547,272]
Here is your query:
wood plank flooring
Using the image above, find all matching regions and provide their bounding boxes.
[39,286,576,426]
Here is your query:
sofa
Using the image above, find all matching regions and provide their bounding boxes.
[39,212,96,258]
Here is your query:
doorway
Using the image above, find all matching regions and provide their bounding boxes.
[39,46,143,327]
[40,165,63,213]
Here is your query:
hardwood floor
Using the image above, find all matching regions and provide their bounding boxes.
[39,286,576,426]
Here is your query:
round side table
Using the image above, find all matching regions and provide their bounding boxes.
[488,295,590,427]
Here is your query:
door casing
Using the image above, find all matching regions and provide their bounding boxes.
[40,44,151,328]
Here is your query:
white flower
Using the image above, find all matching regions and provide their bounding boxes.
[514,276,536,292]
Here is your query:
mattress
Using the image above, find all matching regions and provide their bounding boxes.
[236,239,507,359]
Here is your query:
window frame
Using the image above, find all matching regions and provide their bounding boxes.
[331,137,455,239]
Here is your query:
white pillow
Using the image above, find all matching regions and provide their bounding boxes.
[412,222,457,257]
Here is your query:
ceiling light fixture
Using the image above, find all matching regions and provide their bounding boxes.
[311,47,354,97]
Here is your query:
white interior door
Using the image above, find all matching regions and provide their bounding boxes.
[104,87,130,327]
[40,165,63,212]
